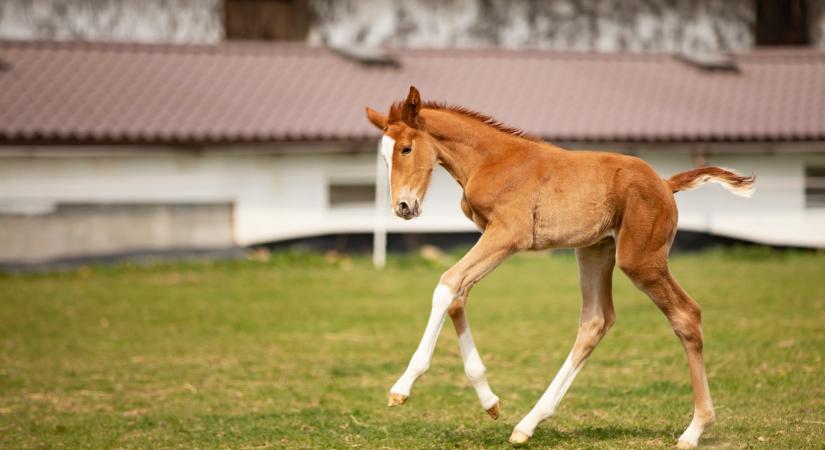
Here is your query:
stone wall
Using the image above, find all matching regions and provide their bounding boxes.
[309,0,755,53]
[2,0,823,50]
[0,0,222,43]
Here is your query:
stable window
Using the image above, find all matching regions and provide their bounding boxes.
[328,182,375,208]
[224,0,309,41]
[806,167,825,208]
[755,0,809,47]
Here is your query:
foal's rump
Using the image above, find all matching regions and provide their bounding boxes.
[611,160,756,268]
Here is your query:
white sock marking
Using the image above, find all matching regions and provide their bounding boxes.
[390,283,455,397]
[678,416,705,446]
[380,135,395,199]
[458,327,499,410]
[514,354,583,436]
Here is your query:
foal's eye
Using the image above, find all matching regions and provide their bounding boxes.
[401,146,412,155]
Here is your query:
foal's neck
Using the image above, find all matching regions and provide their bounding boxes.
[420,108,545,187]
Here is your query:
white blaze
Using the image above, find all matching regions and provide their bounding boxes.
[380,135,395,198]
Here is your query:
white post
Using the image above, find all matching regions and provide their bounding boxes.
[373,140,388,268]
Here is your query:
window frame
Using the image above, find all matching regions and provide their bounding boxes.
[805,166,825,209]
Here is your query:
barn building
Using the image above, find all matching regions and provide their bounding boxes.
[1,40,824,265]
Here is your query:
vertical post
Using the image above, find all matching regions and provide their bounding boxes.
[373,140,388,268]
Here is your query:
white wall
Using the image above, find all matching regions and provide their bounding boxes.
[1,143,824,260]
[639,149,825,247]
[0,145,473,253]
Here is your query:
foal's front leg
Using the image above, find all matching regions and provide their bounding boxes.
[388,229,514,408]
[449,304,500,418]
[387,282,455,405]
[510,239,616,443]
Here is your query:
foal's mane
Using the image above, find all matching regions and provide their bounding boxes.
[389,100,540,142]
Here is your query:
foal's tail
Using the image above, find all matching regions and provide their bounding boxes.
[667,167,756,198]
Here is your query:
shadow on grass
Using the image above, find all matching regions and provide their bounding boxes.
[530,424,670,444]
[383,421,673,449]
[192,408,674,449]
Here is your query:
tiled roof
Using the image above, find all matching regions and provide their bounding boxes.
[1,40,824,144]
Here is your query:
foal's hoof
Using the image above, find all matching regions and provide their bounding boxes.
[387,393,408,407]
[676,440,697,449]
[486,401,500,420]
[509,429,530,444]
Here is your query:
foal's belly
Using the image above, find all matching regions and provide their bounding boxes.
[532,215,613,249]
[530,187,617,250]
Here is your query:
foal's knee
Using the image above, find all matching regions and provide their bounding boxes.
[583,315,612,339]
[671,305,704,351]
[432,282,456,310]
[603,309,617,332]
[583,315,612,347]
[572,314,613,365]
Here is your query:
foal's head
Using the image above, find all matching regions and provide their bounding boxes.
[365,86,439,220]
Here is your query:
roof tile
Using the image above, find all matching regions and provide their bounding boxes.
[0,41,824,144]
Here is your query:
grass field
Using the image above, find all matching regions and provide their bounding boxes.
[1,248,824,449]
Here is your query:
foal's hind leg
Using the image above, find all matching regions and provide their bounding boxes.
[616,223,715,448]
[510,238,616,443]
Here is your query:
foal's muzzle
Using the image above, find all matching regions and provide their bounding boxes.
[395,198,420,220]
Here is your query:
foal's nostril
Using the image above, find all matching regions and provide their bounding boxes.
[399,201,410,214]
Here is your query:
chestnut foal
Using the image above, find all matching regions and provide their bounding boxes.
[365,87,754,448]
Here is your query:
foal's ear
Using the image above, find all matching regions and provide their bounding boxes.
[365,107,388,130]
[401,85,421,126]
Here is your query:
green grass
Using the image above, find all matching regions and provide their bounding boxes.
[1,248,824,449]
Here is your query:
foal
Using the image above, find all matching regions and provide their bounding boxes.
[365,86,754,448]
